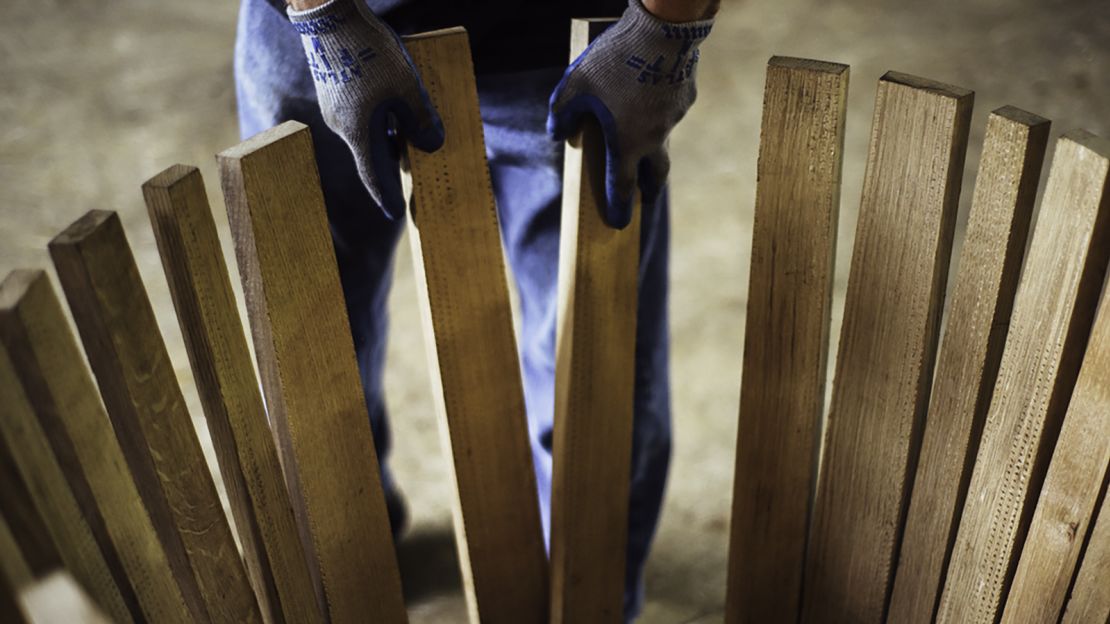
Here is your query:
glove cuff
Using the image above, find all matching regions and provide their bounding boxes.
[287,0,365,29]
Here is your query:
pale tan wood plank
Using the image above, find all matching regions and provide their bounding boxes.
[48,212,261,624]
[889,106,1050,623]
[724,56,848,624]
[0,269,190,623]
[143,165,324,624]
[0,292,132,623]
[1002,257,1110,623]
[218,121,407,624]
[19,571,112,624]
[550,18,640,624]
[400,28,548,624]
[1061,475,1110,624]
[801,72,973,623]
[937,130,1110,623]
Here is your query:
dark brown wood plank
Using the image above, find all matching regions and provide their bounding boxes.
[889,106,1049,623]
[219,121,407,624]
[401,27,548,624]
[725,56,848,624]
[0,269,190,623]
[801,72,973,623]
[550,18,640,624]
[0,433,62,580]
[49,212,261,624]
[938,130,1110,623]
[143,164,324,624]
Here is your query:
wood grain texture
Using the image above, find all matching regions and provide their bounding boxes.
[19,571,112,624]
[937,130,1110,623]
[401,28,548,624]
[48,211,261,624]
[801,72,973,623]
[1061,473,1110,624]
[219,121,407,624]
[889,106,1050,623]
[143,164,324,624]
[550,18,640,624]
[724,56,848,624]
[0,269,190,623]
[0,281,132,623]
[1002,251,1110,623]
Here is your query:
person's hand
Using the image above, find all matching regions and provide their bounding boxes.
[547,0,714,228]
[288,0,444,219]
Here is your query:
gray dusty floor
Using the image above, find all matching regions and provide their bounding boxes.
[1,0,1107,621]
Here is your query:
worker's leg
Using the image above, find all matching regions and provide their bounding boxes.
[478,68,672,620]
[233,0,407,530]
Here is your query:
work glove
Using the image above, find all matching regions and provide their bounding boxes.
[288,0,444,219]
[548,0,714,229]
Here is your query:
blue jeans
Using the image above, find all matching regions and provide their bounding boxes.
[235,0,672,617]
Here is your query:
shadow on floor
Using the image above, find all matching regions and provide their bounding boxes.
[397,525,463,603]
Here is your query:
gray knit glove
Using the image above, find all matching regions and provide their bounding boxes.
[548,0,714,228]
[289,0,444,219]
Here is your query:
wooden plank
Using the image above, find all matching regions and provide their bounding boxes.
[0,562,29,624]
[0,435,62,581]
[143,165,324,624]
[724,56,848,624]
[400,28,548,624]
[48,212,261,624]
[19,571,113,624]
[0,305,132,623]
[1061,475,1110,624]
[0,512,36,591]
[889,106,1050,623]
[937,130,1110,623]
[0,269,190,623]
[1002,256,1110,623]
[549,18,640,624]
[218,121,407,624]
[800,72,973,623]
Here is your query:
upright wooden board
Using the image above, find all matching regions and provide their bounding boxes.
[219,121,407,624]
[550,18,640,624]
[1003,256,1110,623]
[889,106,1049,623]
[725,56,848,624]
[0,512,37,591]
[0,269,190,623]
[1061,477,1110,623]
[0,285,132,623]
[937,130,1110,622]
[0,438,62,581]
[19,571,112,624]
[801,72,973,623]
[401,28,548,624]
[49,212,261,624]
[143,165,324,624]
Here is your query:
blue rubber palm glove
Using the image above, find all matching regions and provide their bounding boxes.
[548,1,714,229]
[288,0,444,219]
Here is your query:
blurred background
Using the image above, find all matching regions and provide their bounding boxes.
[0,0,1106,621]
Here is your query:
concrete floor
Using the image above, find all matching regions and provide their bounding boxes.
[1,0,1106,621]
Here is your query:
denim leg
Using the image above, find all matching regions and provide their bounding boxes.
[478,69,672,621]
[234,0,404,504]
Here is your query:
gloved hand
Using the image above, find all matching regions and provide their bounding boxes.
[548,0,714,229]
[288,0,444,219]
